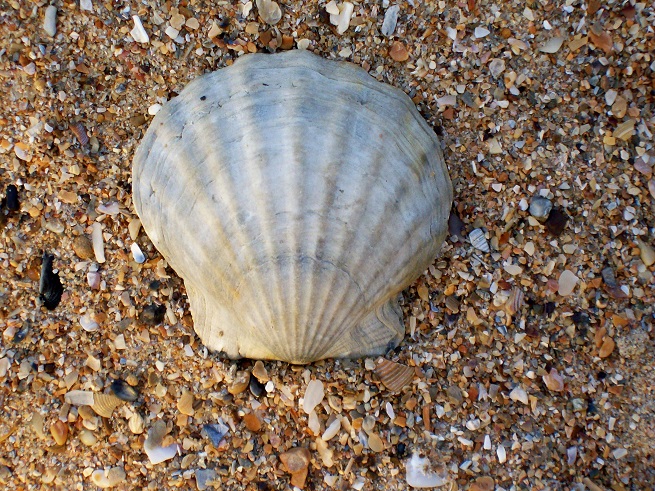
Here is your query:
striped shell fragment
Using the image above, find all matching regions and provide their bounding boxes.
[132,50,452,363]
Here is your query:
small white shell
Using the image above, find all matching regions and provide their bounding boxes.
[128,413,145,434]
[133,50,452,363]
[469,228,490,253]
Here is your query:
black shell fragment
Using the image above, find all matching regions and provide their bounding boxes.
[5,184,19,211]
[39,253,64,310]
[110,379,139,402]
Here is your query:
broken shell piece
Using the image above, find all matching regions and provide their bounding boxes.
[177,389,195,416]
[91,222,105,263]
[91,467,126,489]
[65,390,96,406]
[374,358,414,392]
[636,238,655,267]
[328,1,354,35]
[92,393,123,418]
[252,360,269,382]
[279,447,311,489]
[144,420,178,464]
[406,453,448,488]
[469,228,490,252]
[131,243,146,263]
[543,368,565,392]
[504,287,524,316]
[130,15,149,43]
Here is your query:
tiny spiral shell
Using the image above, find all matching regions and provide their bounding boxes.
[70,122,89,146]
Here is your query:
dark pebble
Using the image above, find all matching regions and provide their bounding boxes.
[601,266,617,288]
[249,376,265,398]
[448,208,466,239]
[544,208,568,236]
[395,442,407,458]
[140,303,166,325]
[571,311,590,326]
[39,252,63,310]
[12,323,29,343]
[110,379,139,402]
[544,301,556,315]
[5,184,19,211]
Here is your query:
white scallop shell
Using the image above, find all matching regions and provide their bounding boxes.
[132,50,452,363]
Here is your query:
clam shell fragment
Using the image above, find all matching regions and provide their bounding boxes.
[132,50,452,363]
[469,228,490,253]
[374,357,415,392]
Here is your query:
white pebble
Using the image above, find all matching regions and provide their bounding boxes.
[148,104,162,115]
[91,222,105,263]
[308,409,320,435]
[322,417,341,441]
[302,379,324,414]
[80,0,93,12]
[97,201,120,215]
[165,25,180,40]
[483,435,492,450]
[64,390,96,406]
[381,5,400,37]
[131,243,146,263]
[539,37,565,54]
[297,39,311,50]
[44,6,57,37]
[489,58,505,78]
[130,15,149,44]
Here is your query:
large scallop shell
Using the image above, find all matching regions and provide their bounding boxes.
[132,50,452,363]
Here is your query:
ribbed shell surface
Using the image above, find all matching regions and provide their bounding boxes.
[132,50,452,363]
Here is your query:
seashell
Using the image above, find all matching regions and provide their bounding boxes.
[128,413,145,435]
[504,287,524,316]
[70,122,89,146]
[132,50,452,363]
[374,357,415,392]
[92,393,123,418]
[469,228,490,253]
[202,420,230,447]
[91,222,105,263]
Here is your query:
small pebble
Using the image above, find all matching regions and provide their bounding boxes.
[43,5,57,36]
[543,368,565,392]
[91,222,105,263]
[252,360,269,382]
[279,447,311,489]
[474,26,490,38]
[470,476,495,491]
[529,196,553,220]
[79,430,98,446]
[243,413,262,432]
[128,413,145,434]
[539,36,565,53]
[177,390,195,416]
